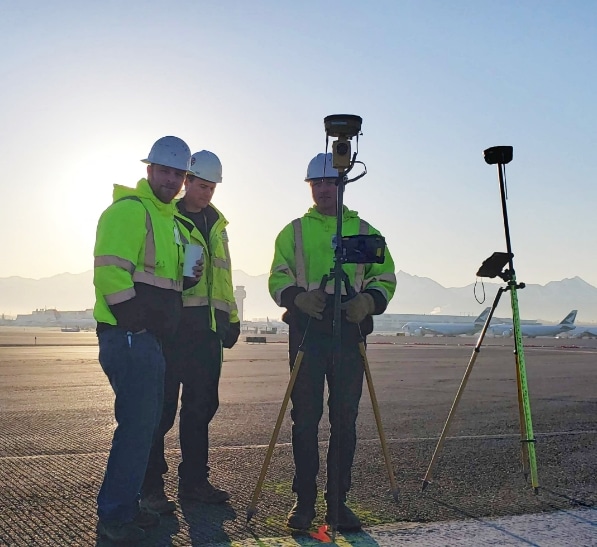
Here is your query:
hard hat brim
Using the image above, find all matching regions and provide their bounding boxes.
[305,176,338,182]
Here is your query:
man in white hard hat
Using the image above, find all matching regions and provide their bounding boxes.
[268,153,396,532]
[141,150,240,513]
[94,136,204,544]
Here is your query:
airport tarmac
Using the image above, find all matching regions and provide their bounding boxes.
[0,328,595,546]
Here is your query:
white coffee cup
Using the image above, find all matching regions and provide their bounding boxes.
[183,244,204,277]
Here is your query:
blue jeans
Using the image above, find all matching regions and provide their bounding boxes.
[97,328,166,524]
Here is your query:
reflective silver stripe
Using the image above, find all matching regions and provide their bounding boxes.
[212,299,232,313]
[272,264,296,282]
[292,219,307,289]
[175,219,189,245]
[144,211,156,274]
[307,280,349,295]
[183,296,209,307]
[222,234,232,268]
[133,271,183,291]
[213,258,229,269]
[104,287,136,305]
[353,220,370,293]
[364,285,389,301]
[362,273,397,301]
[362,272,397,286]
[94,255,135,274]
[183,295,232,313]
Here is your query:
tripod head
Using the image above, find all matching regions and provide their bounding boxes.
[484,146,513,165]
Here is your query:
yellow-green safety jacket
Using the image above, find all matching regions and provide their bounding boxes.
[93,178,188,339]
[269,205,396,336]
[175,201,239,339]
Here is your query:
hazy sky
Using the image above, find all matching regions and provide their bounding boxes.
[1,1,596,289]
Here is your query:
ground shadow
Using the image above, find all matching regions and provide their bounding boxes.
[95,514,181,547]
[179,498,237,545]
[425,495,541,546]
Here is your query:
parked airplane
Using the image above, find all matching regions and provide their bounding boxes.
[489,310,578,338]
[566,325,597,339]
[401,307,491,336]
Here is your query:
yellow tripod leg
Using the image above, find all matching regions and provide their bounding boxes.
[246,348,305,523]
[359,342,400,501]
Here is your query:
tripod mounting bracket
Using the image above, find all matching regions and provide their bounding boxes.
[476,252,513,279]
[340,234,386,264]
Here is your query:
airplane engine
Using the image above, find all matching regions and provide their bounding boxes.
[502,329,513,337]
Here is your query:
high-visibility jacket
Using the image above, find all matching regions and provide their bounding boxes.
[269,205,396,335]
[175,202,239,339]
[93,178,187,339]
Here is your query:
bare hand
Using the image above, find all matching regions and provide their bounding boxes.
[192,257,204,281]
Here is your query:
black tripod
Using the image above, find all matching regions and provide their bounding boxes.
[421,146,539,492]
[326,169,400,535]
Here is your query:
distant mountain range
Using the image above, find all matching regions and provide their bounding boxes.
[1,270,596,323]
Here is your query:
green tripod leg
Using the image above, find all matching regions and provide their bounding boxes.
[509,277,539,491]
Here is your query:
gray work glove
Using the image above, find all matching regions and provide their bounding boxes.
[342,293,375,323]
[294,290,327,320]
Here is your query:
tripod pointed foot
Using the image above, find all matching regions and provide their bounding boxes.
[246,507,257,525]
[421,479,431,492]
[391,488,400,502]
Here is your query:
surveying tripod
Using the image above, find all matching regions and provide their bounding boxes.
[246,269,399,526]
[422,146,539,493]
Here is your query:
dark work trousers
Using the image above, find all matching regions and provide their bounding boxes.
[288,327,365,504]
[97,329,165,524]
[143,326,222,493]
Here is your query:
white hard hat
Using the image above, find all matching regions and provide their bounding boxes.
[305,152,338,181]
[188,150,223,183]
[141,136,192,171]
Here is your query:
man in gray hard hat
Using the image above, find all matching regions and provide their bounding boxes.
[94,136,203,544]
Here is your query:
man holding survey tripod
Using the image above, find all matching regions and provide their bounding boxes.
[268,146,396,531]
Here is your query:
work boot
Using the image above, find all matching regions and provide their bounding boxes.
[140,489,177,514]
[325,501,362,531]
[97,520,145,543]
[178,479,231,503]
[133,507,160,528]
[286,500,316,530]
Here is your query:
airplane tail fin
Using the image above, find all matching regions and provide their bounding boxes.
[474,307,491,325]
[560,310,577,325]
